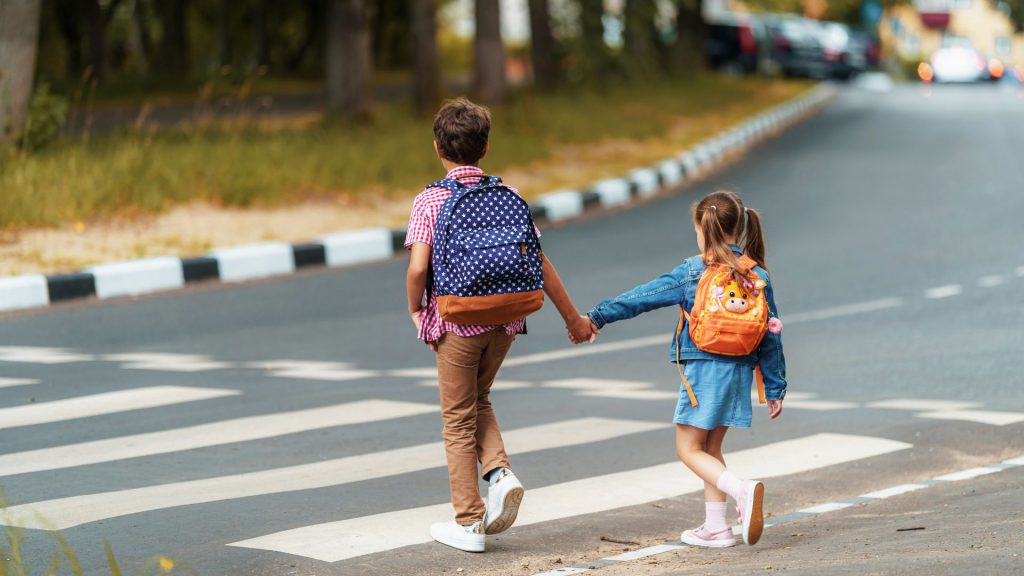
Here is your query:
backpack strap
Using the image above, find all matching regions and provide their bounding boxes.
[737,254,758,276]
[755,364,766,404]
[676,306,698,408]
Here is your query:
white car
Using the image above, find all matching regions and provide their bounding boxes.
[928,45,986,83]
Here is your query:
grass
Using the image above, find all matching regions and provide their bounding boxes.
[1,488,195,575]
[0,74,811,232]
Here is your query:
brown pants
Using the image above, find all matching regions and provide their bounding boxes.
[435,330,515,524]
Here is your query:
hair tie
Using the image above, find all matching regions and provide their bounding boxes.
[710,205,717,212]
[744,207,748,213]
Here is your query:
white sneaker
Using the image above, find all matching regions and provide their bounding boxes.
[430,520,485,553]
[484,468,524,535]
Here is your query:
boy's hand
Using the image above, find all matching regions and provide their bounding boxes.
[410,310,438,352]
[567,314,599,344]
[767,399,783,419]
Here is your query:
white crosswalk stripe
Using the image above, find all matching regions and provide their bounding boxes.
[0,377,38,389]
[0,399,438,476]
[0,386,239,430]
[228,433,912,562]
[248,360,381,381]
[0,346,93,364]
[103,353,233,372]
[0,418,666,530]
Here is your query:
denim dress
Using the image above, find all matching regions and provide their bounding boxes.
[587,245,787,430]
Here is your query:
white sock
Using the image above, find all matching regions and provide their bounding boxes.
[705,501,729,533]
[715,470,745,502]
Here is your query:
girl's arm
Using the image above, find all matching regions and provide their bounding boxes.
[586,261,690,329]
[757,275,787,402]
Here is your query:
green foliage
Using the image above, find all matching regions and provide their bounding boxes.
[19,83,68,152]
[0,76,809,230]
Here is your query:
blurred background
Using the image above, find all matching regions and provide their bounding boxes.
[0,0,1022,276]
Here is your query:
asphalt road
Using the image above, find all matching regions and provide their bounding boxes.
[2,82,1023,576]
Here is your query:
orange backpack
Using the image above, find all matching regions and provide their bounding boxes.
[676,254,770,408]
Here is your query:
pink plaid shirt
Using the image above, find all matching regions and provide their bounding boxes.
[405,166,536,343]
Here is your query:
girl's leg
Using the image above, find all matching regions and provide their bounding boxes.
[675,424,727,487]
[702,426,729,503]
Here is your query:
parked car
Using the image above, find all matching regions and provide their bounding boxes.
[809,21,868,80]
[705,13,764,75]
[760,15,828,79]
[926,44,987,83]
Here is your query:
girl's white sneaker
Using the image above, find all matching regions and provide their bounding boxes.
[739,480,765,545]
[681,524,737,548]
[430,520,485,552]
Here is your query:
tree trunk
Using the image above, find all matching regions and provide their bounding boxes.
[127,0,151,70]
[577,0,616,84]
[252,0,269,68]
[674,0,706,73]
[286,0,322,72]
[473,0,506,104]
[527,0,559,91]
[0,0,42,144]
[411,0,441,114]
[325,0,371,119]
[55,0,83,78]
[624,0,659,78]
[158,0,189,76]
[215,0,230,68]
[82,0,109,82]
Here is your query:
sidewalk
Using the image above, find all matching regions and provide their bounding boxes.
[588,466,1023,575]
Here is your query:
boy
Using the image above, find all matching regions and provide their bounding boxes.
[405,98,595,552]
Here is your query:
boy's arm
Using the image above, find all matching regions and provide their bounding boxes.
[542,255,595,343]
[406,243,437,350]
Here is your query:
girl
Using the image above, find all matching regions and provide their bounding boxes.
[584,190,787,548]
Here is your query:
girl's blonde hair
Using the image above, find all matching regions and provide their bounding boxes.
[692,190,767,279]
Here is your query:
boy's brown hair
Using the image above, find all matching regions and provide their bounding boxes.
[433,98,491,165]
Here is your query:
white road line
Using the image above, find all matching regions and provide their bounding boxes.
[104,353,232,372]
[543,378,678,401]
[0,400,437,477]
[865,399,983,412]
[924,284,963,299]
[604,544,682,562]
[0,346,93,364]
[860,483,928,499]
[781,298,903,324]
[1017,266,1024,278]
[977,275,1007,288]
[782,400,859,411]
[933,466,1001,482]
[0,418,665,530]
[417,380,534,391]
[0,378,38,389]
[250,361,380,381]
[389,298,905,377]
[798,502,854,514]
[228,433,911,562]
[0,386,239,430]
[916,409,1024,426]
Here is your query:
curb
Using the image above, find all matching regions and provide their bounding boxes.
[530,453,1024,576]
[0,84,837,314]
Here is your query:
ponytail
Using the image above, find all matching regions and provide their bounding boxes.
[742,207,767,271]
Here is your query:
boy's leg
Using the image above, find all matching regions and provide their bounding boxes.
[435,333,490,525]
[474,330,514,476]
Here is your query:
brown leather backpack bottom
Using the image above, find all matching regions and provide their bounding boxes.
[438,290,544,325]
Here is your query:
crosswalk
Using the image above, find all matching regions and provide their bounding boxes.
[2,344,1023,570]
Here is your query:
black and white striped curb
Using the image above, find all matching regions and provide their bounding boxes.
[0,85,835,314]
[530,453,1024,576]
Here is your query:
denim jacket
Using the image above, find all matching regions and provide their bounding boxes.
[586,245,787,401]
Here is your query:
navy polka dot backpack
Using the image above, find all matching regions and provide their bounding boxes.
[430,174,545,324]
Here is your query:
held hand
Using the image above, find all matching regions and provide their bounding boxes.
[567,314,599,344]
[767,399,783,419]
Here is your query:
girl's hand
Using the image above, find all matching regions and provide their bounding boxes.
[567,314,599,344]
[767,400,783,419]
